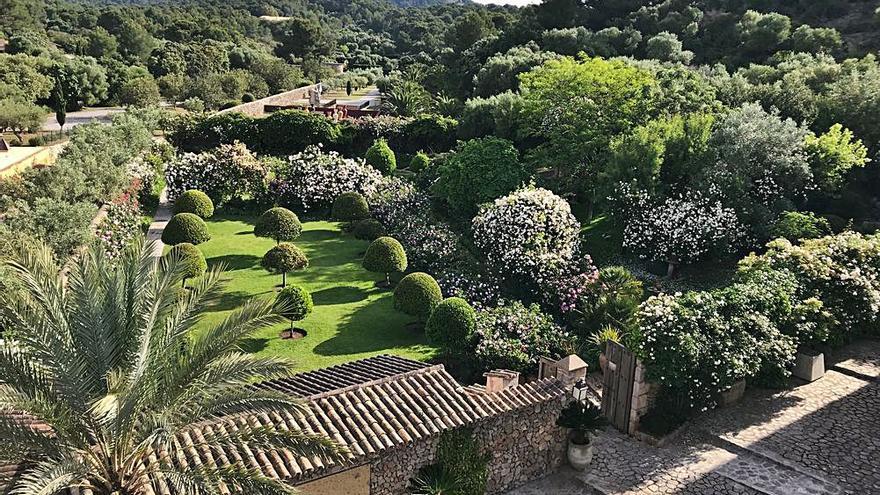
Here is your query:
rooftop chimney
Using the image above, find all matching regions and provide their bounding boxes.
[484,370,519,393]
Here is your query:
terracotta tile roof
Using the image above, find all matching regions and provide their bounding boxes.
[153,355,566,490]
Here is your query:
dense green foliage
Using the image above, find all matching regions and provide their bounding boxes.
[254,207,302,243]
[161,213,211,246]
[363,236,408,281]
[349,218,386,241]
[425,297,476,358]
[332,191,370,221]
[365,138,397,176]
[770,211,831,243]
[166,242,207,282]
[394,272,443,322]
[275,284,314,323]
[261,242,309,287]
[173,189,214,218]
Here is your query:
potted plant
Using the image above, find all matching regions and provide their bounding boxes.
[792,300,830,382]
[556,401,608,470]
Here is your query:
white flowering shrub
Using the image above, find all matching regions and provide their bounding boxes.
[369,177,469,271]
[473,300,571,374]
[96,191,142,260]
[472,185,589,291]
[623,188,743,269]
[436,269,502,308]
[165,142,268,204]
[272,145,383,211]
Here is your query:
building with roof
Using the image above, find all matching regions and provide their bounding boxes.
[1,354,586,495]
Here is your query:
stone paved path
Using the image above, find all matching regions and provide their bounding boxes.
[506,339,880,495]
[146,188,170,257]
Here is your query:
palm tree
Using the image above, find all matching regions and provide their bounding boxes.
[0,237,345,495]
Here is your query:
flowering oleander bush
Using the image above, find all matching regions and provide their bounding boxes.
[165,141,268,204]
[472,185,588,292]
[96,190,142,260]
[623,187,743,270]
[436,268,502,308]
[473,300,571,374]
[271,145,383,211]
[369,177,468,271]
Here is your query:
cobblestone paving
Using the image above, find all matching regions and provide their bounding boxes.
[506,340,880,495]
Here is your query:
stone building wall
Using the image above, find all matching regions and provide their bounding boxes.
[216,84,320,117]
[366,395,567,495]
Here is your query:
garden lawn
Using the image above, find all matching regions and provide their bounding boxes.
[194,212,436,371]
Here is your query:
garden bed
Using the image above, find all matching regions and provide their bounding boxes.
[194,212,436,371]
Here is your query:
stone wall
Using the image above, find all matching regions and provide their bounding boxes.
[628,361,658,434]
[217,84,321,117]
[367,396,567,495]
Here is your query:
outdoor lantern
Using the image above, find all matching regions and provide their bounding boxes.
[571,378,590,402]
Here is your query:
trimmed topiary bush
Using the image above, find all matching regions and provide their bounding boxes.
[350,218,386,241]
[365,138,396,175]
[363,236,407,286]
[332,191,370,221]
[261,243,309,287]
[162,213,211,246]
[173,190,214,218]
[166,242,207,286]
[425,297,476,357]
[275,285,313,336]
[394,272,442,322]
[254,207,302,244]
[409,151,430,173]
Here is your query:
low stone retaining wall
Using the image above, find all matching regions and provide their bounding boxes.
[217,84,321,117]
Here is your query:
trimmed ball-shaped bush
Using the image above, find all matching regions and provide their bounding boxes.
[425,297,476,356]
[365,138,396,175]
[173,190,214,218]
[162,213,211,246]
[275,285,313,322]
[254,207,302,243]
[332,191,370,221]
[363,236,407,283]
[409,151,430,173]
[350,218,386,241]
[262,243,309,287]
[394,272,442,321]
[166,242,207,281]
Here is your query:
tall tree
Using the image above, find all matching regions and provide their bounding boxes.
[0,238,344,494]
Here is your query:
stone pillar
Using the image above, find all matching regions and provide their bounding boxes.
[553,355,588,388]
[485,370,519,393]
[628,360,656,434]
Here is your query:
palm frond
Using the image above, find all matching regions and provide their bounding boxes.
[10,456,91,495]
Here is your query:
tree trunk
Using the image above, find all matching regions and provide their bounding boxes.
[282,271,287,288]
[385,272,390,286]
[666,260,679,278]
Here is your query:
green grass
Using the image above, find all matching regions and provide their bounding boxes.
[581,215,623,266]
[194,212,436,372]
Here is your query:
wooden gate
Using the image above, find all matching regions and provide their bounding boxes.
[601,341,638,433]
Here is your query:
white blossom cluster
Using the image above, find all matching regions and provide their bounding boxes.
[273,145,383,211]
[165,142,268,203]
[96,194,142,260]
[436,269,502,308]
[472,185,584,288]
[623,188,743,265]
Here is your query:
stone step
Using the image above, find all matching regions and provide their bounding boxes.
[705,436,844,495]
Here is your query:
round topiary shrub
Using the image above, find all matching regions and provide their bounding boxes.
[261,243,309,287]
[409,151,430,173]
[350,218,386,241]
[425,297,476,357]
[166,242,207,285]
[394,272,442,322]
[332,191,370,221]
[363,236,407,285]
[173,190,214,218]
[162,213,211,246]
[275,285,313,336]
[242,93,256,103]
[365,138,396,175]
[254,207,302,243]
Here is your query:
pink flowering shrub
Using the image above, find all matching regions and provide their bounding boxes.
[96,187,142,259]
[165,142,268,204]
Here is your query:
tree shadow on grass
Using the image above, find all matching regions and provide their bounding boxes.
[311,286,369,305]
[234,229,255,236]
[239,338,269,353]
[208,254,261,271]
[206,290,273,312]
[312,297,432,357]
[299,229,340,242]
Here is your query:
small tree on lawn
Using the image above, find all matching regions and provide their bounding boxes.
[332,191,370,221]
[275,285,313,338]
[425,297,476,358]
[166,242,207,287]
[254,207,302,244]
[161,213,211,246]
[363,236,407,287]
[262,242,309,287]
